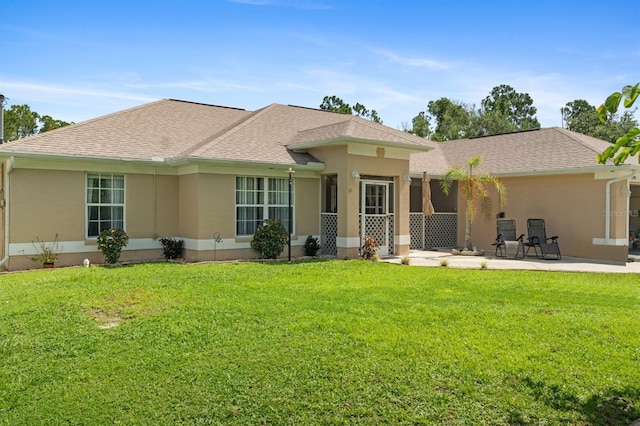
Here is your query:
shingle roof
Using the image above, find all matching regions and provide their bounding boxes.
[410,127,625,177]
[0,99,251,161]
[0,100,433,166]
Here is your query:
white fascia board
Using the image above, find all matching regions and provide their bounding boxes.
[173,159,325,178]
[421,166,640,181]
[6,154,179,175]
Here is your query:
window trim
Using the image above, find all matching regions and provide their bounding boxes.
[235,176,295,237]
[85,172,126,239]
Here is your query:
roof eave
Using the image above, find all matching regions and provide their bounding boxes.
[289,136,432,153]
[169,156,326,171]
[409,164,640,180]
[0,150,169,166]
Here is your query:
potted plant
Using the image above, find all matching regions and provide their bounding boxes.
[31,234,60,268]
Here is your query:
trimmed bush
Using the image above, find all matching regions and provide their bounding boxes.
[251,219,289,259]
[303,235,320,257]
[97,228,129,264]
[159,237,184,260]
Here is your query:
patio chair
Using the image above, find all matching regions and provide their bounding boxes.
[491,219,525,258]
[525,218,561,260]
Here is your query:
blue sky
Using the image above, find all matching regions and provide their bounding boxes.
[1,0,639,130]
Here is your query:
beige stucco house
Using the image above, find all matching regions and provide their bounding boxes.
[0,99,636,270]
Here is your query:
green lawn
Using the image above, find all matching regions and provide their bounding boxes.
[0,260,639,425]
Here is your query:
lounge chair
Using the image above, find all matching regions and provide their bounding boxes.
[491,219,525,258]
[525,218,561,260]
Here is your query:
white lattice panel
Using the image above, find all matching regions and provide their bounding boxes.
[320,213,337,255]
[364,215,387,247]
[409,213,424,249]
[426,213,458,248]
[409,213,458,249]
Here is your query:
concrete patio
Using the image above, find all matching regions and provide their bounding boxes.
[383,250,640,274]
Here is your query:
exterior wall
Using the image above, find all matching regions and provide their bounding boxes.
[10,168,85,243]
[195,173,235,240]
[456,173,629,263]
[296,177,320,237]
[7,168,177,270]
[4,162,323,270]
[310,145,412,258]
[127,173,179,238]
[177,173,200,240]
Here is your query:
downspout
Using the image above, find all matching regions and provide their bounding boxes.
[0,156,14,268]
[605,171,634,244]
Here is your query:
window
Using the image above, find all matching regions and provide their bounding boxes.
[236,176,294,236]
[86,173,125,238]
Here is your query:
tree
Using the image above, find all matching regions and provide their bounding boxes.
[4,104,39,141]
[561,99,636,143]
[406,111,431,138]
[597,83,640,165]
[319,96,383,124]
[426,98,474,141]
[3,103,71,142]
[39,115,71,133]
[480,84,540,130]
[319,95,352,115]
[440,156,506,251]
[407,85,541,141]
[561,99,599,135]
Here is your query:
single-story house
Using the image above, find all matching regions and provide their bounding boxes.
[0,99,637,270]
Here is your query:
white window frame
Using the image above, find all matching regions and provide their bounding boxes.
[236,176,295,237]
[86,173,126,239]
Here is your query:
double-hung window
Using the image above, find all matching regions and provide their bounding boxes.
[236,176,293,236]
[86,173,125,238]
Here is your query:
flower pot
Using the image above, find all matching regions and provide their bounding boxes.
[43,262,54,269]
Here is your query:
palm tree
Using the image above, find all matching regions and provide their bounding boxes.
[440,156,506,251]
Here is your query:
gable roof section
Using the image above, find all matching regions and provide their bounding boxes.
[288,116,434,151]
[0,99,250,162]
[0,100,432,167]
[410,127,625,177]
[181,104,433,165]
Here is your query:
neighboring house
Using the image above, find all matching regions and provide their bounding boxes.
[0,99,636,270]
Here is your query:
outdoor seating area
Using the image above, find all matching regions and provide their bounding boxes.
[493,218,561,260]
[492,219,525,258]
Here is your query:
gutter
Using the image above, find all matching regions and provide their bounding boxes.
[605,171,634,244]
[0,156,15,268]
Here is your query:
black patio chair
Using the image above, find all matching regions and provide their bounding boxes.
[491,219,525,258]
[525,218,561,260]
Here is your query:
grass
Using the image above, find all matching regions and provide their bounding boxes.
[1,260,639,425]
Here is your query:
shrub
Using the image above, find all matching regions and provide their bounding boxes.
[97,228,129,265]
[159,237,184,260]
[251,219,289,259]
[361,236,380,260]
[401,256,410,265]
[440,258,449,267]
[303,235,321,257]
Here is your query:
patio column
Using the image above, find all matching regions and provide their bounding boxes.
[336,170,361,259]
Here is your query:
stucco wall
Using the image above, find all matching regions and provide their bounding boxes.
[196,173,235,240]
[127,173,179,239]
[10,168,85,243]
[457,173,629,262]
[310,145,412,257]
[296,177,320,237]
